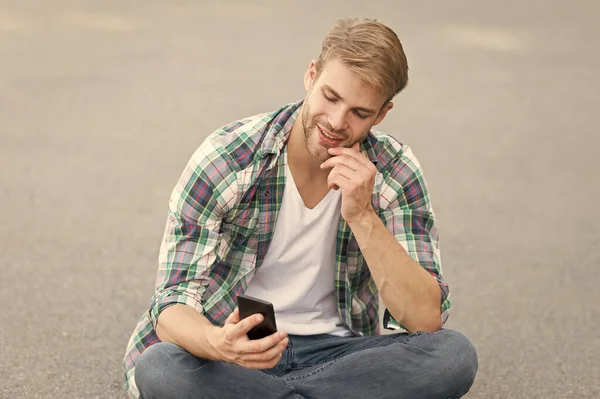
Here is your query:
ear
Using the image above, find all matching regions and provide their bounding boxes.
[372,102,394,126]
[304,59,318,92]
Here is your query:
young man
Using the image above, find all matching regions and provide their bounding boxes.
[124,18,478,399]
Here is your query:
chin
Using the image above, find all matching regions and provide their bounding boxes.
[307,142,330,162]
[309,147,330,162]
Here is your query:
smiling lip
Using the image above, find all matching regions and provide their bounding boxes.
[317,125,344,141]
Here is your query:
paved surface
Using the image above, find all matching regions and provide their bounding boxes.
[1,1,599,398]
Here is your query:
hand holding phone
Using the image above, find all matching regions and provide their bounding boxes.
[236,294,278,340]
[209,301,287,370]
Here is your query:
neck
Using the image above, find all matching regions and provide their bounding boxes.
[287,106,329,182]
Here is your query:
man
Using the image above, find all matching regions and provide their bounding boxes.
[124,18,478,399]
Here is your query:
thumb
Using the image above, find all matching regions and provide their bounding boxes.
[351,142,360,151]
[225,307,241,325]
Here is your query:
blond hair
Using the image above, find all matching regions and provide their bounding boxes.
[316,18,409,103]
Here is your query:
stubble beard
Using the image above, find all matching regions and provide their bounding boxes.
[300,100,370,162]
[301,101,331,162]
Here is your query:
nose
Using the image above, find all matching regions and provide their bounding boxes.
[328,105,348,132]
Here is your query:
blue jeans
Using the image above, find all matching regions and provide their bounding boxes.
[135,329,477,399]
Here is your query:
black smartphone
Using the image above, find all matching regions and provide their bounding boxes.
[236,294,278,340]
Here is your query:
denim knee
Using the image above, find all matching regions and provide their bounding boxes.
[430,329,478,397]
[134,342,182,398]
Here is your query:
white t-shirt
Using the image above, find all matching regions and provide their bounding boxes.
[243,164,350,336]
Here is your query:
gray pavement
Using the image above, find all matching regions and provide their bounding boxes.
[1,1,599,398]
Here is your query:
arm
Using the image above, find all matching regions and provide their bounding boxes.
[150,139,287,366]
[347,209,442,332]
[148,138,232,348]
[321,144,448,333]
[157,304,288,368]
[156,304,222,359]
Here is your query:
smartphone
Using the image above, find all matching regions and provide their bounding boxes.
[236,294,278,340]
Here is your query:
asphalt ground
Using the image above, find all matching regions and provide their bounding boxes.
[1,1,599,398]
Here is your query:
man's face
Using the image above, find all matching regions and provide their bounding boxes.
[301,58,393,162]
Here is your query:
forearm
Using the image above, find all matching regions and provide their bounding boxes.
[348,209,442,333]
[156,304,222,360]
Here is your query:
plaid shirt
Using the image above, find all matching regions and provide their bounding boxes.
[123,101,450,398]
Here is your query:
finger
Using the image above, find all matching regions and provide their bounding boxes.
[320,154,363,172]
[241,352,284,370]
[328,171,352,191]
[232,313,264,338]
[241,331,288,354]
[242,337,288,362]
[327,146,372,169]
[225,307,240,325]
[328,164,357,183]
